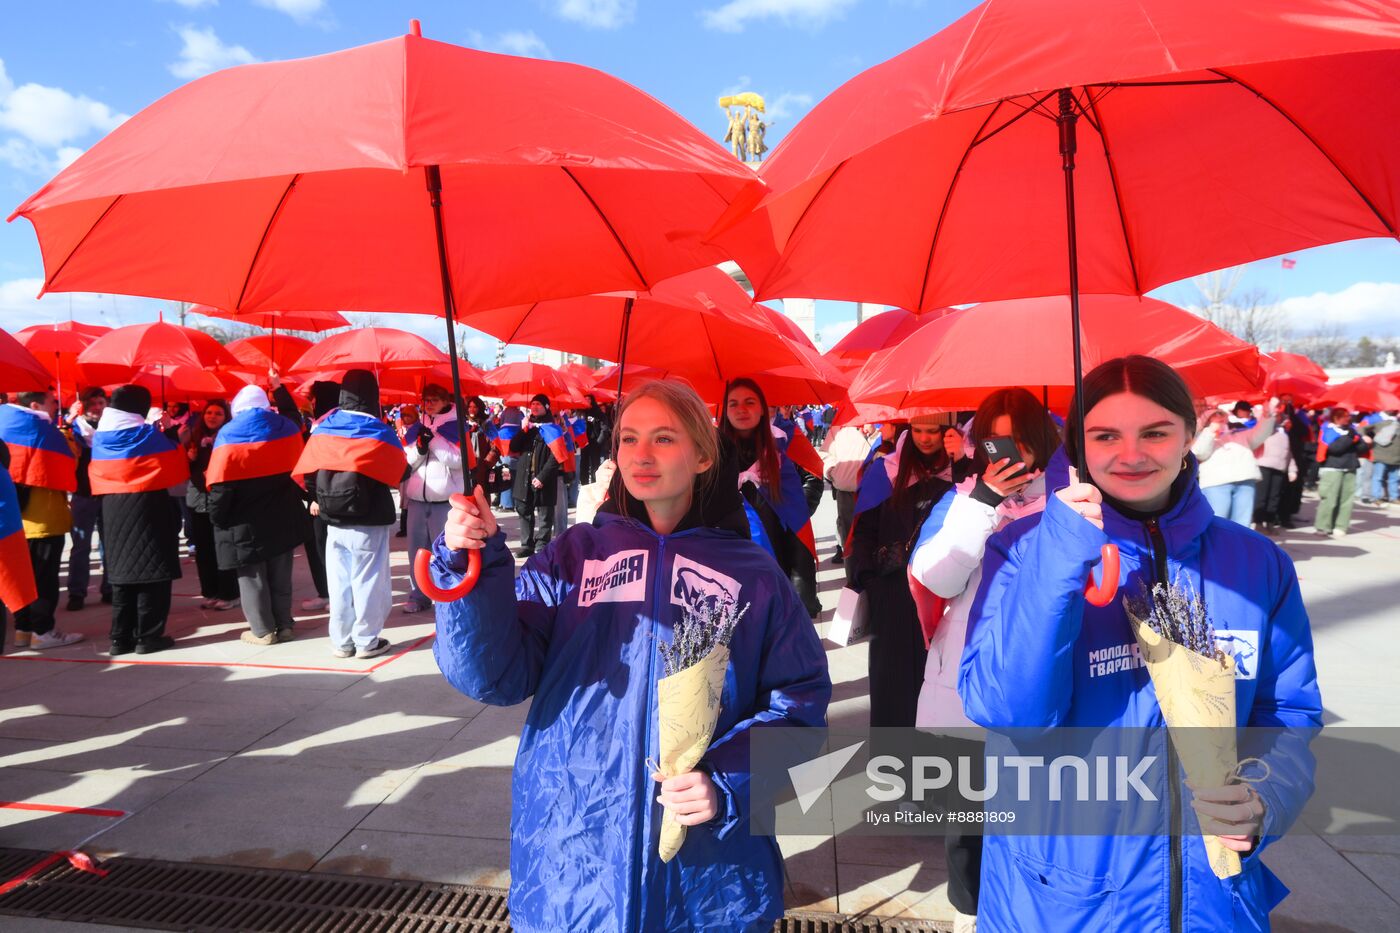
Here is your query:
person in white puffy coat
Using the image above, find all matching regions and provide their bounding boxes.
[909,387,1062,932]
[402,386,465,612]
[1193,400,1277,526]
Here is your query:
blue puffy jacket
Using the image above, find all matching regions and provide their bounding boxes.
[960,450,1322,932]
[431,511,831,933]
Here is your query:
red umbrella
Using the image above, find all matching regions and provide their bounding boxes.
[716,0,1400,606]
[191,305,349,333]
[1259,351,1330,403]
[823,308,955,374]
[10,20,763,603]
[297,361,492,400]
[850,295,1262,413]
[121,366,249,404]
[1314,374,1400,412]
[227,335,315,380]
[14,321,113,401]
[0,328,60,394]
[462,267,843,401]
[76,321,243,388]
[288,327,448,375]
[487,362,588,409]
[592,361,843,408]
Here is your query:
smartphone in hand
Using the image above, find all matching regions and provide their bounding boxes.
[981,435,1029,479]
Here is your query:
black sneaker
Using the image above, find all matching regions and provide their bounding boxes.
[109,642,135,657]
[516,546,535,558]
[357,637,392,659]
[830,552,844,566]
[135,636,176,655]
[100,591,113,605]
[66,595,85,611]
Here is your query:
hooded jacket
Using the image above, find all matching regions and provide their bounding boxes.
[1193,412,1276,488]
[1318,421,1365,472]
[303,371,404,526]
[429,495,830,933]
[959,449,1321,932]
[403,404,465,503]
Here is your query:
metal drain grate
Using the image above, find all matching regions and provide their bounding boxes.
[0,848,949,933]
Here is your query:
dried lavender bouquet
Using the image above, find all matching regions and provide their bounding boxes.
[1124,577,1242,879]
[654,596,749,862]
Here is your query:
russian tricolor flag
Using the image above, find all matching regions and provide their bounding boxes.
[0,469,37,610]
[403,419,477,470]
[570,417,589,451]
[90,424,187,495]
[494,422,519,458]
[294,410,407,489]
[206,409,304,486]
[539,422,575,474]
[0,406,76,493]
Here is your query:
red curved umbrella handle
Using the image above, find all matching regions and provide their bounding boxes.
[412,547,482,603]
[1083,544,1120,607]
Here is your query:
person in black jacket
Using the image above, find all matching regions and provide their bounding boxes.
[509,394,563,558]
[303,370,407,660]
[99,385,184,656]
[208,383,310,646]
[1314,406,1373,538]
[184,398,240,610]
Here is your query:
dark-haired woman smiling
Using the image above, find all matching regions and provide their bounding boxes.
[960,356,1321,931]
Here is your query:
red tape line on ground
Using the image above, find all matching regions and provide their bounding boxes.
[0,802,127,818]
[0,851,65,896]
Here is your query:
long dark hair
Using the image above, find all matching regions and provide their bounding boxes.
[720,377,782,501]
[891,426,950,511]
[188,399,231,449]
[1064,355,1196,469]
[972,388,1062,473]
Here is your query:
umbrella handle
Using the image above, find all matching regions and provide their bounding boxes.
[412,547,481,603]
[1083,544,1120,607]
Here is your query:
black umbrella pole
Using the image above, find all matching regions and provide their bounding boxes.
[425,165,468,447]
[1058,88,1088,479]
[614,296,634,402]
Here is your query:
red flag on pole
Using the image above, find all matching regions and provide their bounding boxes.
[1281,258,1297,269]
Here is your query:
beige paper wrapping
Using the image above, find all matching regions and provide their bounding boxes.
[1130,618,1242,879]
[655,644,730,863]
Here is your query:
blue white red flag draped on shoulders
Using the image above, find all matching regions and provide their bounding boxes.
[0,406,76,493]
[89,409,186,495]
[0,468,38,609]
[206,408,304,486]
[293,409,406,488]
[569,416,589,451]
[493,422,518,457]
[741,425,818,558]
[403,418,477,470]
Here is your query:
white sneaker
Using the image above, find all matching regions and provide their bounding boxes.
[301,597,329,611]
[31,631,85,650]
[953,911,978,933]
[1331,529,1347,539]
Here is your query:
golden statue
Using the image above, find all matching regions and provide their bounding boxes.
[718,93,768,163]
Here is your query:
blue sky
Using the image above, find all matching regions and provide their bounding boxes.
[1,0,1396,361]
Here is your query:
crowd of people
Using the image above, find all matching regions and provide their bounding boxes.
[4,355,1386,931]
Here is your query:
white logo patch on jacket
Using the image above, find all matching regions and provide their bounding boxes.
[670,554,741,618]
[1214,630,1260,680]
[577,549,648,607]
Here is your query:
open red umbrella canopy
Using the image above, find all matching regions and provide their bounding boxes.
[14,321,112,398]
[0,328,60,393]
[1258,352,1330,403]
[121,366,250,404]
[288,327,448,374]
[193,305,349,333]
[592,361,843,408]
[824,309,941,374]
[227,334,315,379]
[461,266,843,399]
[849,295,1262,412]
[713,0,1400,311]
[8,24,762,318]
[76,321,243,386]
[1314,373,1400,412]
[487,362,588,409]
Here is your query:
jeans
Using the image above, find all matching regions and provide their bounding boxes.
[1202,480,1256,526]
[1355,459,1373,502]
[499,456,517,510]
[67,493,110,600]
[237,550,294,638]
[1315,469,1357,534]
[1373,461,1400,501]
[325,524,393,651]
[404,499,453,606]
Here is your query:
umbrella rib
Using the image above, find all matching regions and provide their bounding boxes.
[752,160,847,297]
[1208,67,1397,237]
[967,91,1057,148]
[559,167,650,290]
[1084,93,1143,295]
[915,103,1003,311]
[41,194,124,294]
[234,174,301,311]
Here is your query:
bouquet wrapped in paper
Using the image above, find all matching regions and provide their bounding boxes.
[653,596,748,863]
[1125,579,1242,879]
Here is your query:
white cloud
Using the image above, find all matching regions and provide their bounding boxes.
[468,29,553,60]
[169,25,259,80]
[252,0,324,22]
[0,58,127,176]
[555,0,636,29]
[763,90,813,123]
[0,279,150,330]
[818,318,858,350]
[701,0,857,32]
[1279,282,1400,336]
